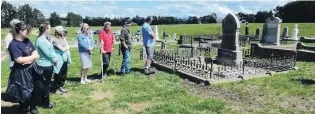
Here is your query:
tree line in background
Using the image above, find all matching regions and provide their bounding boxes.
[237,1,315,23]
[2,1,315,28]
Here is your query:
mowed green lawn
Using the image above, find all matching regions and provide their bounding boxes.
[1,24,315,114]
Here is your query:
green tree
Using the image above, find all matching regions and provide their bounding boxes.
[66,12,83,27]
[32,8,46,27]
[1,1,17,28]
[49,12,62,27]
[17,4,33,26]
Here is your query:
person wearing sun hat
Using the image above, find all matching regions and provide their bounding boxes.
[52,26,71,95]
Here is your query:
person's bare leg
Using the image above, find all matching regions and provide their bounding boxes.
[85,69,91,82]
[80,69,86,84]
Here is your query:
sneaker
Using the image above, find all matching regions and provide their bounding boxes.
[40,103,54,109]
[30,107,40,114]
[55,89,63,95]
[20,109,31,114]
[80,80,86,84]
[119,72,125,76]
[144,68,150,75]
[85,79,92,83]
[60,87,68,93]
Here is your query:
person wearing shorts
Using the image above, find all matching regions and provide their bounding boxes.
[142,17,156,74]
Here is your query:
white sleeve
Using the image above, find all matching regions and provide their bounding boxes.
[4,33,13,48]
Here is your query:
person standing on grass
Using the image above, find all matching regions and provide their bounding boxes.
[6,21,41,114]
[142,16,156,74]
[4,19,21,70]
[119,19,133,76]
[78,23,95,84]
[52,26,71,95]
[99,22,114,78]
[36,22,57,109]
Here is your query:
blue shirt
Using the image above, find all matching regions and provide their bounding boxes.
[142,22,155,47]
[77,33,95,52]
[8,38,35,68]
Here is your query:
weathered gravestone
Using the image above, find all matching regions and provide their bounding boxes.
[245,22,249,37]
[216,13,243,65]
[291,24,299,41]
[155,25,160,40]
[255,27,260,39]
[173,33,177,41]
[260,15,282,46]
[281,26,289,38]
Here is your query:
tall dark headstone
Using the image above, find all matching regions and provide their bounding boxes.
[245,22,249,37]
[255,27,260,39]
[260,15,282,46]
[216,13,243,65]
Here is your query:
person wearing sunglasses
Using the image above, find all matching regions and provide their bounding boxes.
[77,23,95,84]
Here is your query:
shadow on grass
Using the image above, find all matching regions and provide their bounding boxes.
[130,68,145,74]
[291,79,315,85]
[1,92,19,114]
[1,105,20,114]
[1,92,18,103]
[67,73,101,82]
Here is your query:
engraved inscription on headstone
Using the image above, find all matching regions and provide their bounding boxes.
[216,13,243,65]
[261,15,282,45]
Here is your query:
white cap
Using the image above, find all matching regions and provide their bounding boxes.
[55,26,66,33]
[10,19,21,28]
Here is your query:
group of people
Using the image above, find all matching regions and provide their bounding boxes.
[5,19,70,114]
[4,16,156,114]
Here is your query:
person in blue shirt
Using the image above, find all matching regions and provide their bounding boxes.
[77,23,95,84]
[6,21,40,114]
[142,16,156,74]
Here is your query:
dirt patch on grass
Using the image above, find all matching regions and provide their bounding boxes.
[279,96,315,113]
[128,102,151,112]
[182,81,265,113]
[92,91,115,100]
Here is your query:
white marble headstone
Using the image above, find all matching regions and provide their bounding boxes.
[291,24,299,41]
[155,25,160,40]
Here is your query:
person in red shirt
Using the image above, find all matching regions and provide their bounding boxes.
[99,22,114,77]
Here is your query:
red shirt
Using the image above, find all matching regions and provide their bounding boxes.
[99,29,114,52]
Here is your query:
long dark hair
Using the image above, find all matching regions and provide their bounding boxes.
[38,22,50,38]
[13,21,27,39]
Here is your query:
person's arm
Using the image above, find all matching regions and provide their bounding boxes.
[55,45,69,52]
[119,29,128,49]
[99,31,105,53]
[77,34,89,51]
[90,33,95,49]
[37,39,58,62]
[145,26,155,39]
[53,39,69,52]
[9,44,37,64]
[112,33,115,51]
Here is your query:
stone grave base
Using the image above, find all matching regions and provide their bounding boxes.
[216,48,243,65]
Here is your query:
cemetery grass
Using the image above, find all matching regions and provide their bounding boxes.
[1,44,315,114]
